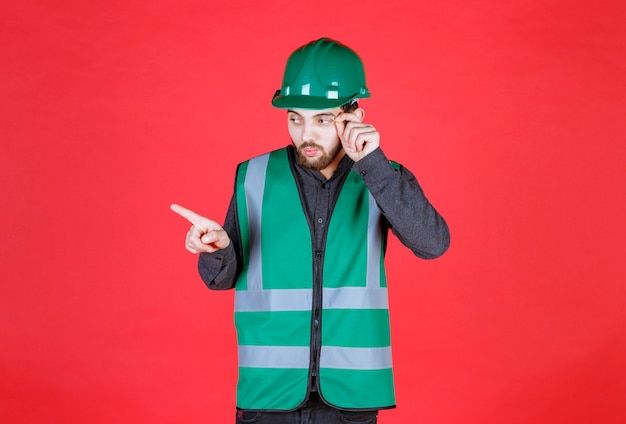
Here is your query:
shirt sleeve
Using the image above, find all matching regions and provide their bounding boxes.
[351,147,450,259]
[197,194,241,290]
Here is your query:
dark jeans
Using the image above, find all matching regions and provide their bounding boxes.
[235,393,378,424]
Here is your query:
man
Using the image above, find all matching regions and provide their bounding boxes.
[171,38,450,424]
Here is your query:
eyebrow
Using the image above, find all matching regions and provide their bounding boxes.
[287,110,337,118]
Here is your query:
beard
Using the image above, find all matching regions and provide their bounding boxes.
[296,142,343,171]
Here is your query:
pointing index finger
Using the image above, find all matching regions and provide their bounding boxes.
[170,203,203,226]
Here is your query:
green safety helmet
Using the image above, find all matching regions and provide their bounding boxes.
[271,38,371,109]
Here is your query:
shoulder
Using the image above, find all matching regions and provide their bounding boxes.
[239,147,289,166]
[235,147,292,182]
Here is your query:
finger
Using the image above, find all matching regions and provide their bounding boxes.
[334,120,347,141]
[170,203,204,226]
[342,123,370,152]
[334,112,361,141]
[188,223,204,238]
[351,127,378,152]
[200,230,228,246]
[184,231,202,254]
[186,231,210,253]
[341,131,356,153]
[334,112,361,123]
[185,244,201,254]
[201,232,217,244]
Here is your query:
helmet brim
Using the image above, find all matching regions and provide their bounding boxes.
[271,93,368,110]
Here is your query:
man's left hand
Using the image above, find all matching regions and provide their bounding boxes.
[334,112,380,162]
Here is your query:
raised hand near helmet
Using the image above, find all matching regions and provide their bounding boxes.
[170,204,231,254]
[334,110,380,162]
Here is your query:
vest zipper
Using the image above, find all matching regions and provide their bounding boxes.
[310,249,323,388]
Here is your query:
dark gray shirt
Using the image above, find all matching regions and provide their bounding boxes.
[197,145,450,289]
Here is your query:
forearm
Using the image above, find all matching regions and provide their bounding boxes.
[197,195,241,290]
[353,148,450,259]
[198,243,238,290]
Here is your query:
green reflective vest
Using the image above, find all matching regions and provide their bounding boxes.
[234,148,395,410]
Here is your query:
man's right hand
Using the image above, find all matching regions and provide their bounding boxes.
[170,204,231,254]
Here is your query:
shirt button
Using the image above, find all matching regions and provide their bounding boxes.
[317,217,324,224]
[359,170,366,176]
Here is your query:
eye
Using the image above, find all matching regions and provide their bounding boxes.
[317,117,333,125]
[289,116,301,124]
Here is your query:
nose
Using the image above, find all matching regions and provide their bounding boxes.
[301,122,316,142]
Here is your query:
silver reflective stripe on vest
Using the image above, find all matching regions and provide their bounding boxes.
[235,287,388,312]
[366,193,382,289]
[322,287,388,309]
[238,345,310,368]
[320,346,393,370]
[239,345,391,370]
[244,154,270,291]
[235,289,313,312]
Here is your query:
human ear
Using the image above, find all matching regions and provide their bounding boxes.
[354,107,365,121]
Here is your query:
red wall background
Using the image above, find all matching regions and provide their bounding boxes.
[2,1,625,423]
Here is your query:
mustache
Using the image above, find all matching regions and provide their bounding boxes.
[298,142,323,150]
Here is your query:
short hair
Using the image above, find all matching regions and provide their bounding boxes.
[340,100,359,113]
